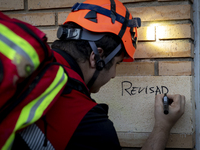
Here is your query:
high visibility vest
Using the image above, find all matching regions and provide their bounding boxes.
[0,11,95,150]
[11,50,97,150]
[0,12,68,149]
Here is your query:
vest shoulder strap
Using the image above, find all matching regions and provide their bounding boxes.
[62,66,91,98]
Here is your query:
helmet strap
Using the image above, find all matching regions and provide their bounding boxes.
[87,41,122,90]
[87,69,100,90]
[87,41,104,90]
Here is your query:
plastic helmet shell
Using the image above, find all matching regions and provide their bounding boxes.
[64,0,138,61]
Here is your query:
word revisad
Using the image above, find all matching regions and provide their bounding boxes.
[121,81,169,96]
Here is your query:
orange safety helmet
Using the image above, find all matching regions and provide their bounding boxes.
[63,0,141,62]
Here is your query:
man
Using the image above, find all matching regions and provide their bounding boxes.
[11,0,185,149]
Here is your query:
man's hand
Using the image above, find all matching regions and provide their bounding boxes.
[141,94,185,150]
[154,94,185,131]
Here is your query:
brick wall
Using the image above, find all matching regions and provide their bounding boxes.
[0,0,194,77]
[0,0,195,149]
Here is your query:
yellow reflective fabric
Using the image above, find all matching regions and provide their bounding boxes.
[0,24,40,70]
[0,40,15,60]
[2,66,68,150]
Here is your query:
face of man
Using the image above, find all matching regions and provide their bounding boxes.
[90,53,124,93]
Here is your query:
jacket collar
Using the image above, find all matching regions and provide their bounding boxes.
[52,48,84,81]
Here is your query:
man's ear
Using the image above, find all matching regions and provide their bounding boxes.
[89,51,96,68]
[89,47,104,68]
[97,47,104,56]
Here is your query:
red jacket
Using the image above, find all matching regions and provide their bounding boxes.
[11,49,121,150]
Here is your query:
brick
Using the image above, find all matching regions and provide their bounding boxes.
[0,0,24,11]
[118,132,149,148]
[128,5,192,21]
[118,132,195,148]
[159,61,193,76]
[58,12,70,25]
[158,0,193,3]
[40,28,58,43]
[28,0,155,10]
[28,0,84,10]
[157,24,194,40]
[7,13,55,26]
[138,26,155,41]
[120,0,154,2]
[92,76,194,148]
[116,62,155,76]
[158,0,185,2]
[135,42,194,59]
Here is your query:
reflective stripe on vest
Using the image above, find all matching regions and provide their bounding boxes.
[2,66,68,150]
[0,23,40,74]
[20,123,55,150]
